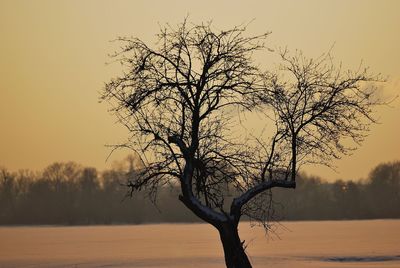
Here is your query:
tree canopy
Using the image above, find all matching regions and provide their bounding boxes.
[102,20,382,267]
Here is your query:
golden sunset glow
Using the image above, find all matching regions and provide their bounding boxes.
[0,0,399,181]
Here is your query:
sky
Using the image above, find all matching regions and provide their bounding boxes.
[0,0,399,181]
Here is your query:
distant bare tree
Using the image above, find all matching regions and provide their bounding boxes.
[102,19,381,268]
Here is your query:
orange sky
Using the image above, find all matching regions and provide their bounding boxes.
[0,0,399,181]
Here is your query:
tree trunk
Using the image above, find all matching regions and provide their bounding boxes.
[218,222,252,268]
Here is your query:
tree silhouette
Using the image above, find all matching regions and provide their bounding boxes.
[102,20,381,268]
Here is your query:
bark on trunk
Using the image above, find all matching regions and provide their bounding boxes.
[218,222,252,268]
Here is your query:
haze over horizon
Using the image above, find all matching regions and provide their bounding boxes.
[0,0,399,181]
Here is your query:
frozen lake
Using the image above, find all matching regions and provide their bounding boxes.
[0,220,399,267]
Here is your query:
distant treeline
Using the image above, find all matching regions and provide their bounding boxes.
[0,159,399,225]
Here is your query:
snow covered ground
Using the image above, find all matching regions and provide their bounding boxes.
[0,220,399,267]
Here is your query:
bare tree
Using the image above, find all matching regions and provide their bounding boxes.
[102,20,381,268]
